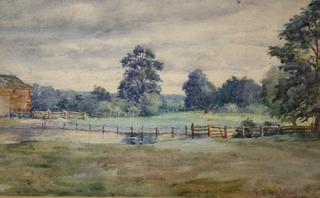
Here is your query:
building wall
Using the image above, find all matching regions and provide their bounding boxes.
[0,88,32,115]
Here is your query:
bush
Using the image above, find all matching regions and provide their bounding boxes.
[140,93,163,116]
[97,98,139,114]
[241,118,256,127]
[240,104,267,114]
[217,103,239,113]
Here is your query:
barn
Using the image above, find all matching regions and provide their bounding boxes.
[0,74,32,115]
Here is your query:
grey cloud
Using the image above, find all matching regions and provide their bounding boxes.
[0,0,310,93]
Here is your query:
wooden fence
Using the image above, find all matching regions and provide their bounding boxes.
[89,112,139,118]
[190,123,313,138]
[32,111,86,119]
[9,110,139,119]
[33,120,314,140]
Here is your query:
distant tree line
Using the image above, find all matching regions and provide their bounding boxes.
[182,69,263,113]
[32,45,264,116]
[32,46,176,116]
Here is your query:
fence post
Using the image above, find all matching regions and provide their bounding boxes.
[102,125,105,133]
[63,111,67,119]
[62,122,65,136]
[241,126,245,138]
[171,127,174,138]
[185,125,188,136]
[131,126,133,136]
[141,126,144,141]
[224,125,227,138]
[117,126,119,135]
[277,124,281,135]
[207,125,210,137]
[155,127,158,137]
[47,110,51,119]
[259,125,264,137]
[191,123,194,139]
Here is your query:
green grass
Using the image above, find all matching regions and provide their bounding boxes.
[73,112,278,128]
[0,133,319,197]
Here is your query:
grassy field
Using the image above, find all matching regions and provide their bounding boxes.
[0,126,319,197]
[72,112,279,128]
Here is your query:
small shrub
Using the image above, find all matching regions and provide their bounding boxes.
[263,121,274,126]
[241,118,256,126]
[234,118,257,138]
[217,103,239,113]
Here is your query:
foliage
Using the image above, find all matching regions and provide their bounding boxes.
[216,103,239,113]
[241,118,256,127]
[263,121,277,126]
[97,98,139,114]
[118,45,164,105]
[32,84,101,113]
[32,84,61,111]
[161,95,185,112]
[216,76,262,108]
[67,94,98,114]
[183,69,217,112]
[140,93,164,116]
[261,66,288,120]
[91,86,111,101]
[268,0,320,130]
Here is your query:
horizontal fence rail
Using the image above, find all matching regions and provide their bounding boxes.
[32,111,86,120]
[3,118,312,141]
[9,110,140,119]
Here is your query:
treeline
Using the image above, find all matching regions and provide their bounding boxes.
[183,69,263,113]
[32,45,265,115]
[32,84,184,115]
[31,0,320,133]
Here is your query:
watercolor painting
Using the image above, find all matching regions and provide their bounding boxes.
[0,0,320,197]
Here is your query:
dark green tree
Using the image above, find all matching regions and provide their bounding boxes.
[118,45,164,105]
[91,86,111,101]
[262,67,284,117]
[269,0,320,132]
[183,69,216,113]
[32,84,61,111]
[216,76,262,107]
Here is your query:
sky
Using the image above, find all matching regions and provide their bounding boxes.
[0,0,310,94]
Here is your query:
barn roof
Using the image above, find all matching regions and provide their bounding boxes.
[0,74,31,89]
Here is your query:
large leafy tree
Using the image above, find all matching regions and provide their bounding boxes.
[216,76,262,107]
[183,69,216,113]
[118,45,164,105]
[269,0,320,132]
[261,67,289,121]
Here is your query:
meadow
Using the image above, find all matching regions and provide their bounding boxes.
[0,113,318,197]
[72,112,280,128]
[0,131,319,197]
